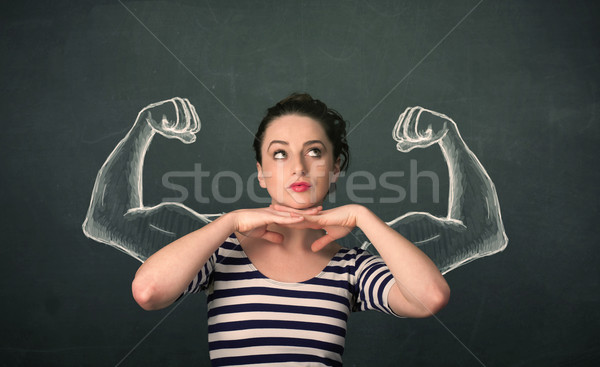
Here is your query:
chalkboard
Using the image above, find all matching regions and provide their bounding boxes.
[2,1,599,366]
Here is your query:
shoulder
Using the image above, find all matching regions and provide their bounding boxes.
[327,246,375,271]
[333,247,389,277]
[332,246,374,261]
[214,233,243,259]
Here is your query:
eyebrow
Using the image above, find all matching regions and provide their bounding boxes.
[267,139,327,151]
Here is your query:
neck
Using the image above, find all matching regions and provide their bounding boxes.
[268,224,325,252]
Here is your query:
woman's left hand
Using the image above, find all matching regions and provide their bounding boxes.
[271,204,364,252]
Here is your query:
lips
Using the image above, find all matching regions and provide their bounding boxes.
[289,181,312,192]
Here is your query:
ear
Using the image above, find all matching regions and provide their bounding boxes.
[331,157,341,183]
[256,162,267,188]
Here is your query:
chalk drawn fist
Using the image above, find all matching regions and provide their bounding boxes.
[393,106,455,152]
[142,97,200,144]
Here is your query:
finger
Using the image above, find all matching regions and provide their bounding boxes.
[271,205,322,215]
[265,208,302,218]
[298,213,330,226]
[159,99,177,130]
[311,234,336,252]
[272,215,305,225]
[172,98,183,129]
[278,220,322,230]
[405,107,421,141]
[173,97,190,132]
[180,97,192,132]
[179,132,196,144]
[414,107,427,139]
[392,107,410,142]
[396,140,419,153]
[185,98,201,134]
[402,108,414,140]
[308,206,324,214]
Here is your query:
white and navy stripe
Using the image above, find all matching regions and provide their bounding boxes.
[185,234,397,366]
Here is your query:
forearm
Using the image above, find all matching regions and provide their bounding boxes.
[439,127,502,225]
[96,118,155,211]
[356,206,450,316]
[132,212,236,310]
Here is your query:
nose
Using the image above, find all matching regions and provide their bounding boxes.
[292,154,307,176]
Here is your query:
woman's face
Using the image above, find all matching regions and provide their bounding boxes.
[257,114,340,209]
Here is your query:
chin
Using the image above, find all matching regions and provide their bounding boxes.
[276,199,322,210]
[269,189,327,209]
[286,202,317,209]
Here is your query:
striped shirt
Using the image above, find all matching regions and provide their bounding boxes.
[185,234,398,366]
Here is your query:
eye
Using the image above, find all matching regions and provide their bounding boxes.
[273,150,287,159]
[307,148,322,158]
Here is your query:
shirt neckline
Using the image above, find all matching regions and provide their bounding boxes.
[237,244,347,286]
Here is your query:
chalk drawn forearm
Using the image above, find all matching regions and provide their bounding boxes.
[373,107,508,274]
[82,98,214,262]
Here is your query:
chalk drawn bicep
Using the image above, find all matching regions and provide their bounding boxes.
[383,106,507,273]
[83,97,212,262]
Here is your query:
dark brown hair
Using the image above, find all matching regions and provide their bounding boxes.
[253,93,350,171]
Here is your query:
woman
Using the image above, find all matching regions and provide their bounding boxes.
[131,93,450,366]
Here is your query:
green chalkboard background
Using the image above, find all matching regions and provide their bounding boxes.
[2,0,599,366]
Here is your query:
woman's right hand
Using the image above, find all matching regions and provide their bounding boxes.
[231,206,320,243]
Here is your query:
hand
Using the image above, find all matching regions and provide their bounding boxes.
[141,97,200,144]
[272,204,362,252]
[392,106,456,152]
[231,206,320,244]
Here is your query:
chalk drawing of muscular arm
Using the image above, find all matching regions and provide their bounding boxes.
[363,107,508,274]
[82,97,218,262]
[83,99,506,272]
